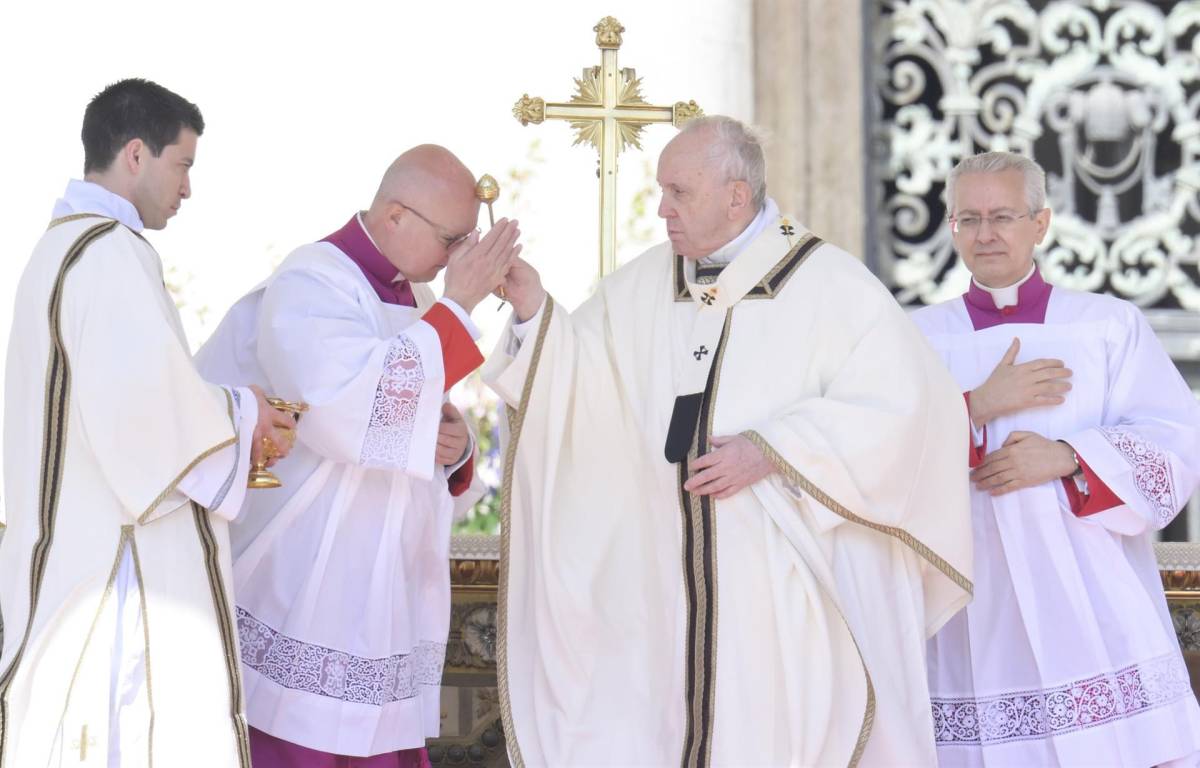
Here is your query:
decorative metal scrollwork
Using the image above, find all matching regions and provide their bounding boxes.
[872,0,1200,309]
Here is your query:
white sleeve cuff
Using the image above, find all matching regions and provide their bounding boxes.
[510,299,547,344]
[438,297,482,341]
[970,419,986,447]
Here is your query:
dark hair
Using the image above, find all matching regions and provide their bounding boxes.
[81,78,205,174]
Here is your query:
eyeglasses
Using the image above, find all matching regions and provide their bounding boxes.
[949,211,1039,235]
[397,202,473,250]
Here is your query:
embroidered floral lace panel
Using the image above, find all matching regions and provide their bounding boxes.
[361,335,425,469]
[1101,427,1177,527]
[237,607,445,706]
[932,653,1192,746]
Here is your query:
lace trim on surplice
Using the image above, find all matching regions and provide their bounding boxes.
[360,335,425,469]
[237,607,445,706]
[932,652,1192,746]
[1101,427,1178,527]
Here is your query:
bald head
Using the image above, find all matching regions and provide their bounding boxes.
[362,144,481,282]
[370,144,476,216]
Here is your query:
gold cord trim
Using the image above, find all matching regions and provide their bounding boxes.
[50,527,132,752]
[127,532,156,767]
[46,213,111,230]
[740,431,974,596]
[496,298,555,768]
[191,503,252,766]
[0,219,117,764]
[136,434,237,525]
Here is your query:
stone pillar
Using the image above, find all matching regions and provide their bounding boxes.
[752,0,866,259]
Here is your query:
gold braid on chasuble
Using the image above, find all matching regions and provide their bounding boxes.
[496,299,556,768]
[0,219,118,761]
[667,229,823,768]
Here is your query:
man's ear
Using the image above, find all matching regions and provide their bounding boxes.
[729,181,752,219]
[1034,207,1052,244]
[122,138,145,175]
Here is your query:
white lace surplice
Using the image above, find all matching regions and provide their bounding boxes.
[914,287,1200,768]
[194,244,453,757]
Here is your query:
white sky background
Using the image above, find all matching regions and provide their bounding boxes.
[0,0,753,362]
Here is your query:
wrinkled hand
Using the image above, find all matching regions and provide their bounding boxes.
[248,385,297,468]
[970,430,1077,496]
[437,402,470,467]
[443,219,522,314]
[969,338,1072,428]
[682,435,774,499]
[501,255,546,323]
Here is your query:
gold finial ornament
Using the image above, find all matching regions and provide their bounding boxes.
[512,18,702,278]
[475,174,507,301]
[673,100,705,126]
[593,16,624,48]
[512,95,546,126]
[247,397,309,489]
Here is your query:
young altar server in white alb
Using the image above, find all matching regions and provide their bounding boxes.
[0,79,296,768]
[194,145,520,767]
[487,115,974,766]
[914,151,1200,767]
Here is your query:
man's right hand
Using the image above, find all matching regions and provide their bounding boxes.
[502,255,546,323]
[443,219,521,314]
[248,385,297,468]
[968,338,1072,428]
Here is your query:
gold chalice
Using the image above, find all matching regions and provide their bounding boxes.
[475,173,507,302]
[247,397,309,489]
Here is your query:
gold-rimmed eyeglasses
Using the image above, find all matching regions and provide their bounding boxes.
[949,210,1039,235]
[397,202,473,250]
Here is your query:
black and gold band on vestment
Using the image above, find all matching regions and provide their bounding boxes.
[676,310,733,768]
[496,298,556,768]
[192,503,252,767]
[0,220,118,762]
[674,235,824,303]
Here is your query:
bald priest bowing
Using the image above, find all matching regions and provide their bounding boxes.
[195,146,519,765]
[486,116,974,766]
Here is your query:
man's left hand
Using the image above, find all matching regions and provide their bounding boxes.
[682,435,774,499]
[970,430,1077,496]
[437,402,470,466]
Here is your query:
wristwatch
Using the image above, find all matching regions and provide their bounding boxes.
[1057,439,1084,479]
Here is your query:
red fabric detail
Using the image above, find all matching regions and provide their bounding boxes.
[422,302,484,391]
[963,391,987,469]
[449,453,475,497]
[249,726,430,767]
[1001,306,1016,316]
[1068,453,1123,518]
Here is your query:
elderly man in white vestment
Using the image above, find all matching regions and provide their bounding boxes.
[194,145,520,766]
[485,115,974,766]
[0,78,296,768]
[914,151,1200,767]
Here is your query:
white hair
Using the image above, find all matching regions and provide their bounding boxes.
[946,151,1047,215]
[679,115,768,209]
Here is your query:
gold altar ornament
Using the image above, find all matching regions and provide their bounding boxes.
[475,173,507,302]
[247,397,309,489]
[512,16,703,278]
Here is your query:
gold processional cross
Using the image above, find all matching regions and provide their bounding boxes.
[512,16,703,278]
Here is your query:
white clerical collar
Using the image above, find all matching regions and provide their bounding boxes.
[356,211,409,284]
[973,263,1037,309]
[51,179,144,233]
[699,197,779,266]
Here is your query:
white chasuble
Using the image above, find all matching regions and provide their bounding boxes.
[485,215,974,767]
[915,284,1200,768]
[194,242,465,756]
[1,215,255,767]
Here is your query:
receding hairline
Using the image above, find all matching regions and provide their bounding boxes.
[372,144,475,209]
